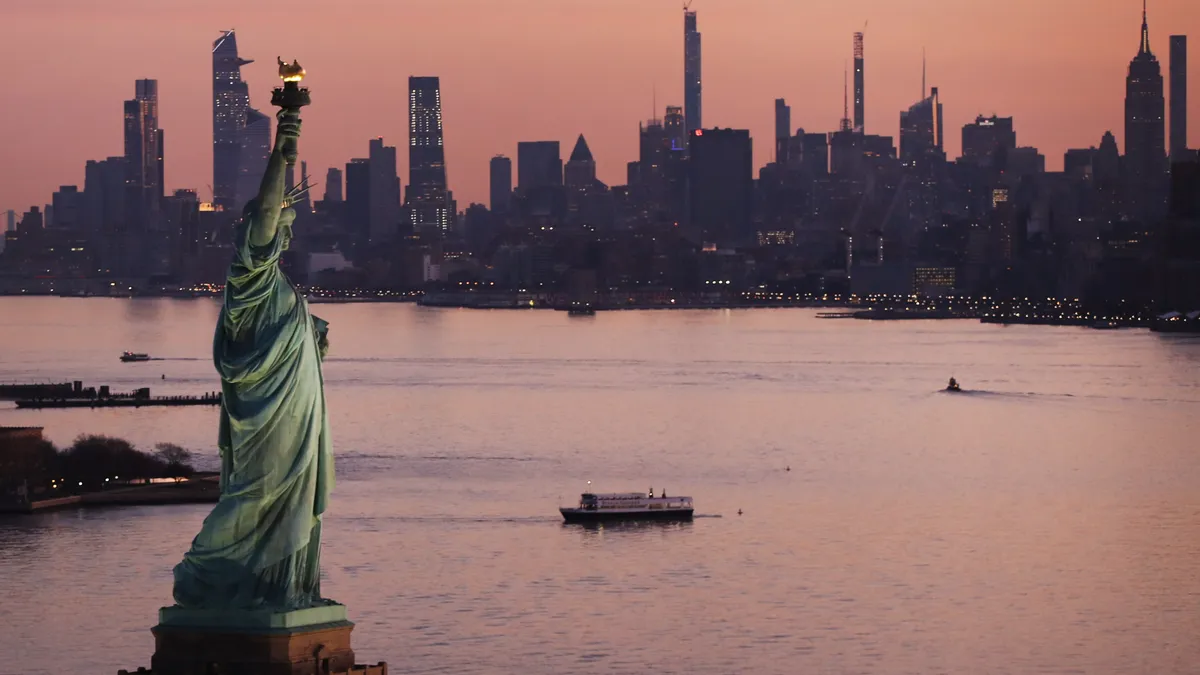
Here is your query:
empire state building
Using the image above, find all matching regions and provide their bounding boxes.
[1123,1,1168,224]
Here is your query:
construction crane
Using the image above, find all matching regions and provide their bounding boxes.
[683,0,693,11]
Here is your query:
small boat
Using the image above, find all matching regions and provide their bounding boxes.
[946,377,962,392]
[120,352,152,362]
[560,489,693,523]
[1090,320,1120,330]
[566,302,596,316]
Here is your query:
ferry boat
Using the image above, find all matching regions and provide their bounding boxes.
[560,489,693,524]
[120,352,151,362]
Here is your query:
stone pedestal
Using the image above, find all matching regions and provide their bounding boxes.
[118,604,386,675]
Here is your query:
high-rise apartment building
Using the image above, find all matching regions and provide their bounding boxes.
[345,158,371,245]
[1170,35,1188,159]
[517,142,563,191]
[489,156,512,215]
[237,109,271,212]
[369,138,402,244]
[684,10,702,132]
[853,32,865,134]
[900,87,944,165]
[324,168,344,203]
[961,115,1016,169]
[687,128,753,246]
[124,79,162,229]
[774,99,791,164]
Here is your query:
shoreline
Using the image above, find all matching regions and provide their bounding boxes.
[0,474,220,515]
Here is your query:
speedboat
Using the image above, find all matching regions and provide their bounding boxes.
[120,352,151,362]
[560,488,693,523]
[946,377,962,392]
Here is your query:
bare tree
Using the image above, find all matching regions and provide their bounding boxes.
[154,443,193,466]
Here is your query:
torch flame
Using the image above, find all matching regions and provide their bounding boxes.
[278,57,306,83]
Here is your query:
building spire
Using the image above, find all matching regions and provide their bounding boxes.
[1140,0,1151,55]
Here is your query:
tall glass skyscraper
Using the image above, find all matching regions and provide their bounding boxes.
[212,30,267,213]
[123,79,162,228]
[684,10,702,133]
[406,76,453,233]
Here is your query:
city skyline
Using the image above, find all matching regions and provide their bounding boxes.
[1,0,1197,214]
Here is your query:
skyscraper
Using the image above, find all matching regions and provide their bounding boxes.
[1170,35,1188,159]
[774,99,791,164]
[490,156,512,215]
[369,138,402,244]
[564,135,597,188]
[212,30,269,213]
[687,128,753,246]
[406,76,453,234]
[900,87,944,165]
[853,32,865,134]
[517,142,563,191]
[635,107,688,225]
[237,109,271,211]
[684,10,702,132]
[212,30,251,211]
[961,115,1016,169]
[1124,2,1168,223]
[345,158,371,245]
[50,186,83,230]
[324,168,344,203]
[124,79,162,229]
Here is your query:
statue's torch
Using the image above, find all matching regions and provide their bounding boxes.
[271,58,310,167]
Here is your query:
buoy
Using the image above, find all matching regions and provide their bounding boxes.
[786,465,790,471]
[737,509,743,516]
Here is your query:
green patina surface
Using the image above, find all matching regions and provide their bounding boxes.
[169,105,336,613]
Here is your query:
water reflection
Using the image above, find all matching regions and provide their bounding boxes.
[565,519,696,535]
[1,300,1198,674]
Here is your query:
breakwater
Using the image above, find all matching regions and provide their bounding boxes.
[14,392,221,409]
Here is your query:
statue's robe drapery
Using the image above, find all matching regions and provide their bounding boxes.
[173,213,332,610]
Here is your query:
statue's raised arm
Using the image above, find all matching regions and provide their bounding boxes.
[247,109,300,247]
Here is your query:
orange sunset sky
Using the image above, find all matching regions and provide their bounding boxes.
[1,0,1197,214]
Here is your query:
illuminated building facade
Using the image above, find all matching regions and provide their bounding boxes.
[406,76,454,234]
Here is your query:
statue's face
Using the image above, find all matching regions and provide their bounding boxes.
[279,208,296,250]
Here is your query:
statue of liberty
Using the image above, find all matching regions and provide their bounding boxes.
[172,61,334,611]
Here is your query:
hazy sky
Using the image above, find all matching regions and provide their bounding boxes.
[1,0,1197,214]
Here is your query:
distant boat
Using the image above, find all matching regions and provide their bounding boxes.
[560,489,693,523]
[120,352,151,362]
[946,377,962,392]
[564,302,597,316]
[1090,320,1121,330]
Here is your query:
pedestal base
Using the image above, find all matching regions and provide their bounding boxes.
[117,604,386,675]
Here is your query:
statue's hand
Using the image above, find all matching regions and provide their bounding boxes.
[275,110,302,163]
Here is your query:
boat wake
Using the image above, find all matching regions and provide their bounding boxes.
[939,388,1075,400]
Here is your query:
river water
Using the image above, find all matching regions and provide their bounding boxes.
[0,298,1198,674]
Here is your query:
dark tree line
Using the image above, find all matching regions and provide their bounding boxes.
[0,435,196,497]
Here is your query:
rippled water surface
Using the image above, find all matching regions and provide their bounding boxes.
[1,298,1198,674]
